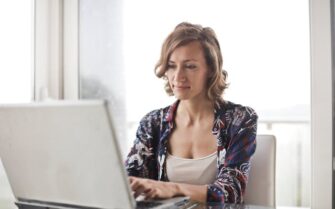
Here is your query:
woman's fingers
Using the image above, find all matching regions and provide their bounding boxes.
[129,177,152,198]
[144,188,157,200]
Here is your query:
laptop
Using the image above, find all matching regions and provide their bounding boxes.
[0,100,193,209]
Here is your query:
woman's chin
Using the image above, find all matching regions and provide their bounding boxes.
[173,94,189,100]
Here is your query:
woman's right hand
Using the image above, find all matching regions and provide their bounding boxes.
[129,176,180,200]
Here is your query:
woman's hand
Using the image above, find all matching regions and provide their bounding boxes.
[129,176,179,200]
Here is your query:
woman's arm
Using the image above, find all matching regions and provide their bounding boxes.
[207,106,258,203]
[125,110,161,179]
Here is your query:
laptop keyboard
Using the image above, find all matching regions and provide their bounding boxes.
[136,200,164,209]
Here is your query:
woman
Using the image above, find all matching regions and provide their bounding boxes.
[125,22,257,204]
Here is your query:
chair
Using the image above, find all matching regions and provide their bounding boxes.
[244,134,276,207]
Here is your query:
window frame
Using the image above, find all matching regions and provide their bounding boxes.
[34,0,78,101]
[309,0,333,208]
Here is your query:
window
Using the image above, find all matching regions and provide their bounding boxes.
[0,0,34,208]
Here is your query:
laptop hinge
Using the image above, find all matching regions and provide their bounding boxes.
[16,199,102,209]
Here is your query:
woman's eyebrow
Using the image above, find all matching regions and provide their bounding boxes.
[184,59,197,62]
[168,59,197,63]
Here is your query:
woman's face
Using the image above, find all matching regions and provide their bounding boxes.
[166,41,210,101]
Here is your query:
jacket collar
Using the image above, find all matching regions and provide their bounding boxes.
[163,98,227,129]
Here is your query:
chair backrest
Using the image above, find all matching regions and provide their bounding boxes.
[244,134,276,207]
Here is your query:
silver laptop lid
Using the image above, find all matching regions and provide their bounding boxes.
[0,100,135,209]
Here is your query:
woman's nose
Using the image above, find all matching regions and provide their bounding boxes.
[174,68,186,82]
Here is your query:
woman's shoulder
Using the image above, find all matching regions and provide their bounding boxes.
[215,100,258,135]
[217,100,258,120]
[139,102,176,123]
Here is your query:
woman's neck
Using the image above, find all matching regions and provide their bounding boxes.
[177,99,214,126]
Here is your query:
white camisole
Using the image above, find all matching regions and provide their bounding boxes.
[166,152,217,185]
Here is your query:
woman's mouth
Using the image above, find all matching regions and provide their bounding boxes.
[173,85,190,90]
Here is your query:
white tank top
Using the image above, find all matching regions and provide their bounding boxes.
[166,152,217,185]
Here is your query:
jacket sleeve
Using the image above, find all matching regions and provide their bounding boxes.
[124,111,160,180]
[207,106,258,203]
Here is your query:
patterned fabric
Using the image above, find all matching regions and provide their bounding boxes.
[125,99,258,203]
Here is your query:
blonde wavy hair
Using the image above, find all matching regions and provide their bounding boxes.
[155,22,228,101]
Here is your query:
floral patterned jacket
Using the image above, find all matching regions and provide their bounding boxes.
[125,99,258,203]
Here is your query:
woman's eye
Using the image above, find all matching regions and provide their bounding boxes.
[185,64,196,69]
[167,64,176,70]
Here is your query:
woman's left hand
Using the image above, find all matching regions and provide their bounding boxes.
[129,176,179,200]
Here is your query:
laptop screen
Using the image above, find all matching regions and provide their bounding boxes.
[0,100,135,209]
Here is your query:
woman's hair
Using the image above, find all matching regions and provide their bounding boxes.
[155,22,228,101]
